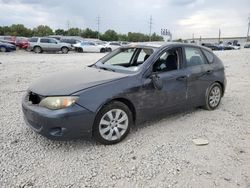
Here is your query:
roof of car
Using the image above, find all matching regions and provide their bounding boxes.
[124,42,213,52]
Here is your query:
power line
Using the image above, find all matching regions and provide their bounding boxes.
[149,15,153,41]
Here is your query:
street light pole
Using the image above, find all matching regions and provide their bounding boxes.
[247,14,250,42]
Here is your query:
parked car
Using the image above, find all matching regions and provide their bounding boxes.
[28,37,72,53]
[60,37,82,46]
[73,41,106,53]
[0,41,16,52]
[48,35,63,41]
[244,43,250,48]
[226,41,240,50]
[0,36,16,45]
[119,41,130,46]
[16,37,29,49]
[22,43,226,144]
[105,42,121,52]
[201,43,220,51]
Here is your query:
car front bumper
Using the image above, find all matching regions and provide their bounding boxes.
[22,95,95,140]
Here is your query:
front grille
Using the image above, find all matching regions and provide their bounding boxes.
[29,92,43,104]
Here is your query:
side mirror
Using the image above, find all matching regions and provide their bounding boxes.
[150,74,163,90]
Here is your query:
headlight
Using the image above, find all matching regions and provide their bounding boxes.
[39,96,79,110]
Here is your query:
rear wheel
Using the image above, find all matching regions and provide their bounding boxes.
[93,101,132,145]
[203,83,222,110]
[107,48,112,52]
[78,48,83,53]
[100,48,106,53]
[0,47,7,52]
[33,46,42,53]
[61,47,69,54]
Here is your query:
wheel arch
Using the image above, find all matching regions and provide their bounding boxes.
[97,97,136,123]
[61,46,69,50]
[215,81,225,96]
[33,45,42,51]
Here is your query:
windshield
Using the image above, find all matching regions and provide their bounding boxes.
[95,47,154,73]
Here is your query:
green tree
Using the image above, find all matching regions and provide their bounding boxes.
[55,29,66,35]
[127,32,148,42]
[118,34,128,41]
[66,28,82,36]
[81,28,98,38]
[151,32,164,41]
[8,24,32,37]
[33,25,54,37]
[100,30,119,41]
[0,26,11,35]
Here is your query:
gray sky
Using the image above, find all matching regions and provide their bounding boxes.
[0,0,249,39]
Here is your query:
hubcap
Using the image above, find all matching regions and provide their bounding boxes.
[0,47,6,52]
[99,109,128,141]
[209,86,221,107]
[62,48,67,53]
[35,47,40,53]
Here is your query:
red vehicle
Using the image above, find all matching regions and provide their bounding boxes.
[16,37,29,49]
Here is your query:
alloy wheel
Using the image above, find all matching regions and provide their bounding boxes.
[99,109,128,141]
[0,47,6,52]
[208,85,221,107]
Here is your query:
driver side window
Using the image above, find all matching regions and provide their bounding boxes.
[153,48,180,72]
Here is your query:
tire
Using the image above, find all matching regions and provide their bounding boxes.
[33,46,42,53]
[107,48,112,52]
[61,47,69,54]
[100,48,106,53]
[93,101,132,145]
[78,48,83,53]
[203,82,222,110]
[0,47,7,52]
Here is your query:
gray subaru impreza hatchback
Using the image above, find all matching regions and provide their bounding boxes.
[22,43,226,144]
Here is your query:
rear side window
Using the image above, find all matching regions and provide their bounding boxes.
[184,47,206,67]
[40,38,50,43]
[29,38,38,42]
[202,50,214,63]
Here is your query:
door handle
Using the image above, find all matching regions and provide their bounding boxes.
[200,70,213,77]
[176,76,187,81]
[206,70,213,74]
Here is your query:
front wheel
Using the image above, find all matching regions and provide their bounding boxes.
[61,47,69,54]
[93,101,132,145]
[0,47,7,52]
[203,83,222,110]
[100,48,106,53]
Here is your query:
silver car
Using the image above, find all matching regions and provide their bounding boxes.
[28,37,72,53]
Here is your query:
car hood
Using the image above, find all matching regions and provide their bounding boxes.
[29,67,129,96]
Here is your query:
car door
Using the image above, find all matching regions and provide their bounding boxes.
[183,46,213,106]
[139,47,188,119]
[39,38,50,50]
[83,42,94,52]
[48,38,59,51]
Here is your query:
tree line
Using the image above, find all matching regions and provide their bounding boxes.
[0,24,164,42]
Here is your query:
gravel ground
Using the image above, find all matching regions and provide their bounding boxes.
[0,49,250,188]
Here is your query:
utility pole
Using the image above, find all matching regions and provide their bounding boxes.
[149,15,153,42]
[218,28,221,43]
[247,14,250,42]
[67,20,70,31]
[97,16,100,40]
